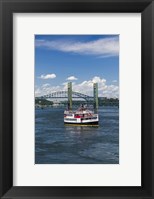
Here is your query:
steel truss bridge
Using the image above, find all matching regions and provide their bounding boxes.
[36,91,94,101]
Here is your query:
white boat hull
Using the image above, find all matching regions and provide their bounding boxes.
[64,114,99,126]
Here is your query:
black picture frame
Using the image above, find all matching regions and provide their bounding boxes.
[0,0,154,198]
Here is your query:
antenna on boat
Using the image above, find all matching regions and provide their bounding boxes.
[93,83,98,113]
[68,82,72,110]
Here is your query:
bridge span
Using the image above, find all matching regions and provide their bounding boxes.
[36,91,94,102]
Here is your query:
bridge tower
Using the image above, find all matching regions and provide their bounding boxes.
[93,83,98,112]
[68,82,72,110]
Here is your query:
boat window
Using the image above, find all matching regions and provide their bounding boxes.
[65,118,77,121]
[66,114,73,116]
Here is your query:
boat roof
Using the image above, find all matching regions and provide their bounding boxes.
[64,109,93,114]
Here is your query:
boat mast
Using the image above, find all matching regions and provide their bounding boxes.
[93,83,98,113]
[68,82,72,110]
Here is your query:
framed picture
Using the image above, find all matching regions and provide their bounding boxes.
[0,0,154,198]
[35,34,119,165]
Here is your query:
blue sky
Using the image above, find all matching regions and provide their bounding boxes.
[35,35,119,98]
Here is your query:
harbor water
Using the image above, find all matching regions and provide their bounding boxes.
[35,106,119,164]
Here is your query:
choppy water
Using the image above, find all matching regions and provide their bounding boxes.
[35,107,119,164]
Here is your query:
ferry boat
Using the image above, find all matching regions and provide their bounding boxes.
[64,105,99,126]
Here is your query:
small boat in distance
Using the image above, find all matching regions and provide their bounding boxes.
[64,105,99,126]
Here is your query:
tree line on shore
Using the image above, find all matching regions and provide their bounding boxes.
[35,98,119,107]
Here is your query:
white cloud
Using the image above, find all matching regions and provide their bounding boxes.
[35,76,119,98]
[66,76,78,81]
[39,74,56,79]
[42,83,50,87]
[35,88,41,95]
[35,36,119,58]
[112,80,117,83]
